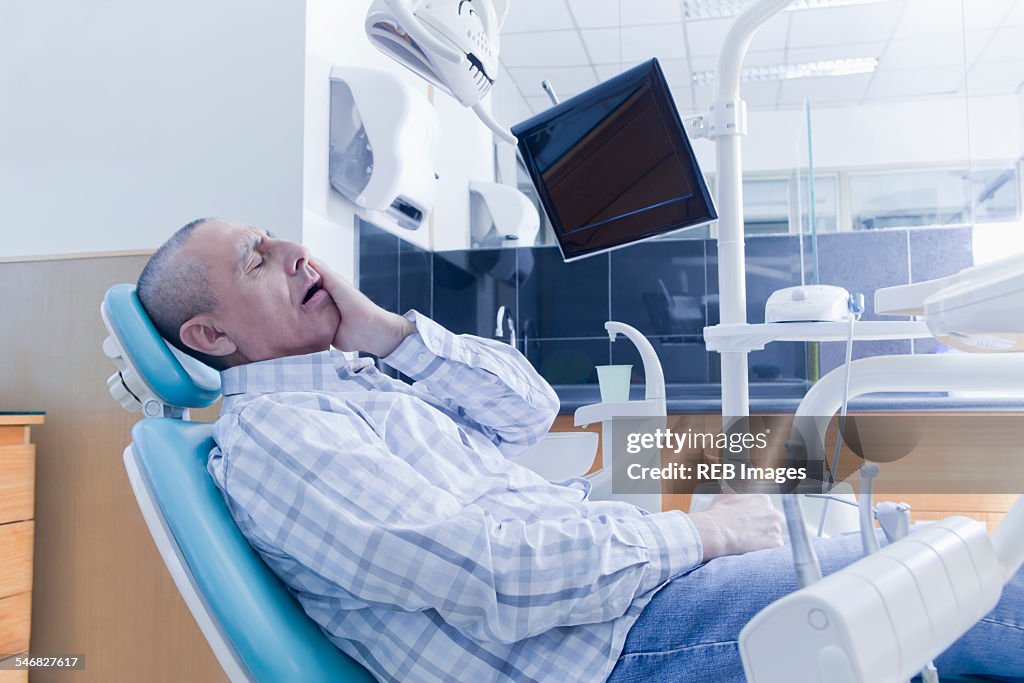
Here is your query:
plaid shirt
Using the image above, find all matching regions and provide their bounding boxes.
[209,311,703,682]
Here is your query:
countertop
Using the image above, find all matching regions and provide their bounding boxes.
[552,382,1024,415]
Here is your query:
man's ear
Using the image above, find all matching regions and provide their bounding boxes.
[179,316,237,359]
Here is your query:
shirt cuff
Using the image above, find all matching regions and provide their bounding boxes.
[381,310,468,381]
[634,510,704,592]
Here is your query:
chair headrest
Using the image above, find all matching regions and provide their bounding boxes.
[102,284,221,410]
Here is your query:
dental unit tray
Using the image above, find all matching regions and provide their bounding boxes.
[703,320,931,353]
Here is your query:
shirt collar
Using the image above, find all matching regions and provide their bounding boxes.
[220,349,375,396]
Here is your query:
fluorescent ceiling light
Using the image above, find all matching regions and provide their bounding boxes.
[684,0,890,21]
[692,57,878,84]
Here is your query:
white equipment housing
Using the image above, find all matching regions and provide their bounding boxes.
[365,0,516,144]
[469,180,539,247]
[328,66,439,231]
[765,285,853,323]
[741,517,1005,682]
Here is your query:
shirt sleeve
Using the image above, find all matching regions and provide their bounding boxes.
[380,311,561,458]
[221,398,703,646]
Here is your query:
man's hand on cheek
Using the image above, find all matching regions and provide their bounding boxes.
[310,258,416,357]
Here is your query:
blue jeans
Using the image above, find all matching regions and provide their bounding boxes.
[607,532,1024,682]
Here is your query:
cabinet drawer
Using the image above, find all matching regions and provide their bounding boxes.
[0,523,33,600]
[0,426,29,447]
[0,666,28,683]
[0,592,30,657]
[0,445,34,525]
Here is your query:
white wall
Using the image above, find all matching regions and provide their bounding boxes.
[0,1,306,259]
[303,0,496,278]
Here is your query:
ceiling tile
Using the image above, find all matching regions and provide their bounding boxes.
[685,17,732,57]
[502,0,575,34]
[658,58,693,92]
[788,3,905,48]
[1005,0,1024,26]
[566,0,683,28]
[894,0,964,39]
[594,64,623,81]
[669,87,696,113]
[865,66,965,99]
[507,65,598,99]
[688,49,788,74]
[880,35,960,71]
[739,80,782,109]
[961,0,1017,30]
[581,23,688,63]
[500,30,590,67]
[787,43,887,64]
[525,95,555,115]
[580,27,623,63]
[977,25,1024,63]
[692,83,714,112]
[685,13,790,57]
[491,75,536,125]
[776,73,874,106]
[965,59,1024,95]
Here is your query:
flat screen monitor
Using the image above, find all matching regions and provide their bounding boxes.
[512,58,716,262]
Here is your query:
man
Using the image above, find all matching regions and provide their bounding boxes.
[138,218,1023,682]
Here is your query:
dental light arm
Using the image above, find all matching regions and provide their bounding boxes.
[365,0,517,144]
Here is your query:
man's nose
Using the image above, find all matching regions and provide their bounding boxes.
[284,241,311,274]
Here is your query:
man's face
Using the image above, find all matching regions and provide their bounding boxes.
[184,220,340,364]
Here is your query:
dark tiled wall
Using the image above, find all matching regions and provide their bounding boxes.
[357,221,974,386]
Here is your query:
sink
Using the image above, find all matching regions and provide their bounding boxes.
[513,432,598,481]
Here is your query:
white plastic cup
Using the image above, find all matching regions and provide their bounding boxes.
[596,365,632,403]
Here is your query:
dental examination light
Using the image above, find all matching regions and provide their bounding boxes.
[365,0,517,144]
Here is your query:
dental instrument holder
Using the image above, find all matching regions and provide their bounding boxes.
[575,322,666,512]
[741,353,1024,682]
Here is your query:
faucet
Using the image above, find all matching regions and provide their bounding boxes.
[495,305,516,346]
[573,321,667,512]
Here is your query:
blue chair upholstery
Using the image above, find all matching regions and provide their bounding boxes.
[131,418,372,682]
[105,285,373,682]
[103,284,221,408]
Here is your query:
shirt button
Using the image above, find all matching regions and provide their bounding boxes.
[417,353,428,362]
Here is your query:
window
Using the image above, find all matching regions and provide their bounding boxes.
[744,177,790,234]
[850,167,1020,230]
[739,175,838,235]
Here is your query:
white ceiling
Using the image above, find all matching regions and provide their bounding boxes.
[496,0,1024,118]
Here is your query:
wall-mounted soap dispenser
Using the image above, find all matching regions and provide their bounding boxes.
[329,66,439,231]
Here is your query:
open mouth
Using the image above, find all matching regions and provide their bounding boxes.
[301,279,323,306]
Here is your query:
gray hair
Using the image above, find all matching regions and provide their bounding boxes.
[137,218,224,369]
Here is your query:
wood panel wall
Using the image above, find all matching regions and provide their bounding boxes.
[0,255,226,683]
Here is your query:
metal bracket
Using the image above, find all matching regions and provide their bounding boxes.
[683,114,708,139]
[706,98,748,138]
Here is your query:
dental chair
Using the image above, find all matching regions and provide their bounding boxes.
[101,284,375,682]
[101,283,600,683]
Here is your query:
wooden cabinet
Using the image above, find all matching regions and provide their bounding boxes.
[0,414,42,679]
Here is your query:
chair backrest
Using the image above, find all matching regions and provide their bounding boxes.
[102,284,221,412]
[103,284,374,682]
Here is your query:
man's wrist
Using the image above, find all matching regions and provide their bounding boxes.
[369,313,416,357]
[688,511,725,562]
